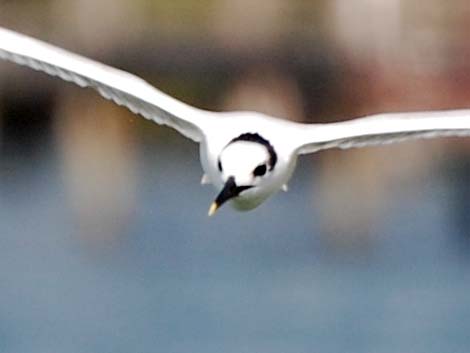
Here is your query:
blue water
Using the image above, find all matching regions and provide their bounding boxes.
[0,136,469,353]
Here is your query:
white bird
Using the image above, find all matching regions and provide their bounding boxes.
[1,27,470,216]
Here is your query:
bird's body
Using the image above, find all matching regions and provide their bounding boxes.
[1,26,470,215]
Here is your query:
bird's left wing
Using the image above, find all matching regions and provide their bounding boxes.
[0,27,210,142]
[296,109,470,154]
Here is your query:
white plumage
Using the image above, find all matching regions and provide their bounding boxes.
[1,26,470,214]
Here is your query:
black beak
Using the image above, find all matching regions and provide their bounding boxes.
[208,176,252,216]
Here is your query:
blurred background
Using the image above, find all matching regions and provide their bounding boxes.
[1,1,470,352]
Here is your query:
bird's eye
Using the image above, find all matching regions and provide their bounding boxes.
[253,164,267,177]
[218,160,223,172]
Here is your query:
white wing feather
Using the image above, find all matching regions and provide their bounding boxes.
[297,109,470,154]
[0,27,209,142]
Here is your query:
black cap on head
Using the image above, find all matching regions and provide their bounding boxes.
[230,133,277,170]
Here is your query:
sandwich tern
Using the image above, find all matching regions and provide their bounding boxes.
[1,26,470,215]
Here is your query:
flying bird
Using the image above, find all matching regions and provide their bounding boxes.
[1,27,470,215]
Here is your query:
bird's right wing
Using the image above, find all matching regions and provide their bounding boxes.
[0,26,210,142]
[296,109,470,154]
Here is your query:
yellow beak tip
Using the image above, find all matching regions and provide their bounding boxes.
[208,203,218,217]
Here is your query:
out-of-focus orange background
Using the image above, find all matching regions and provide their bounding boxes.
[1,2,470,353]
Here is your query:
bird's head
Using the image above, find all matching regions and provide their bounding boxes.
[208,133,277,215]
